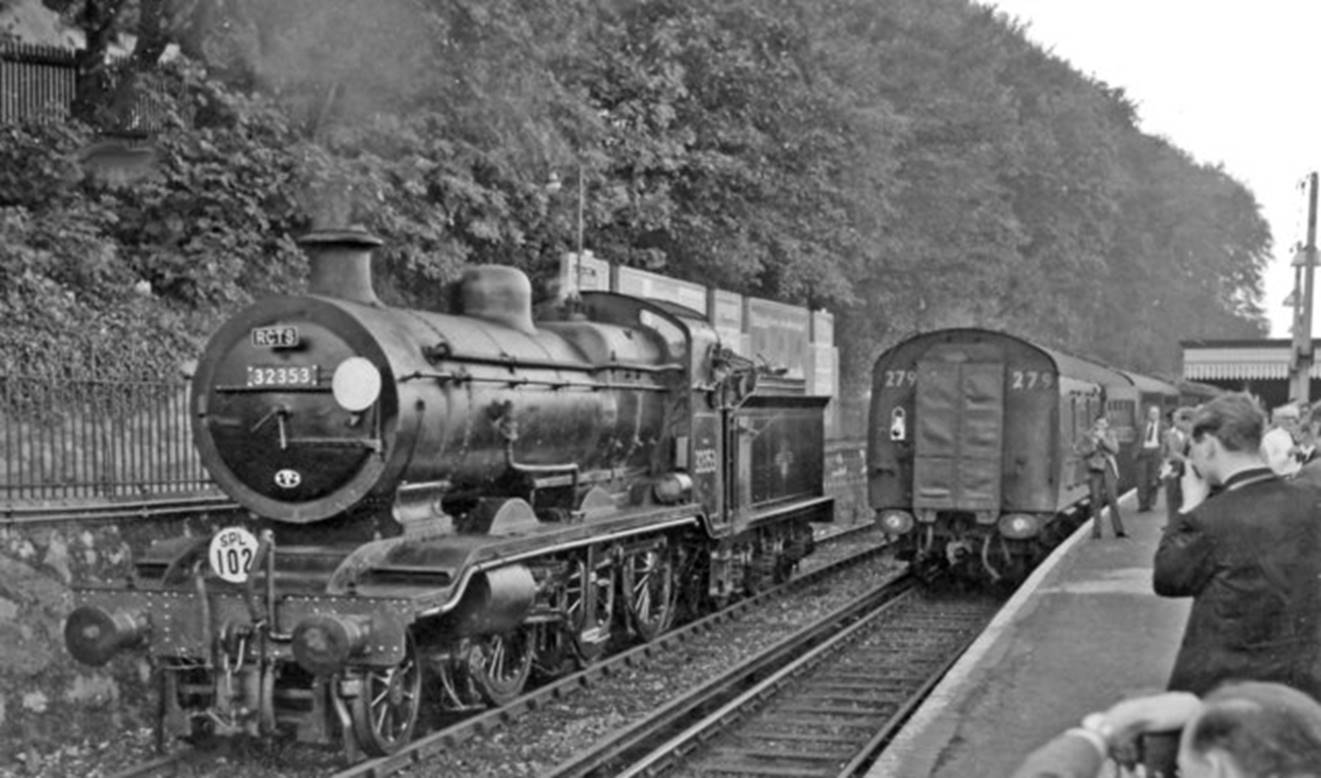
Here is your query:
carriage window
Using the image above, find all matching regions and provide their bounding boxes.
[1108,400,1135,425]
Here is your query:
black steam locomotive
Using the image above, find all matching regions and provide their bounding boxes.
[869,328,1197,584]
[63,229,833,758]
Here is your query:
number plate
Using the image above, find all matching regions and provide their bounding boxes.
[251,326,300,348]
[246,365,318,388]
[209,526,259,583]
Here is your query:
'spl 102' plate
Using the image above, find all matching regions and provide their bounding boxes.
[209,526,259,583]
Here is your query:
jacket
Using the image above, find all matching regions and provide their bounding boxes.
[1153,467,1321,698]
[1162,427,1188,477]
[1075,428,1119,474]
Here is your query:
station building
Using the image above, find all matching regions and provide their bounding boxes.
[1181,337,1321,410]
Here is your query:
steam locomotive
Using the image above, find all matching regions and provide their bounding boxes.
[868,328,1201,584]
[63,229,833,758]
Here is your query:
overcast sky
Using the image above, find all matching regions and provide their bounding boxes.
[982,0,1321,339]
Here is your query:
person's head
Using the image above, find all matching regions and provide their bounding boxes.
[1178,681,1321,778]
[1148,405,1162,422]
[1093,412,1109,432]
[1272,402,1302,432]
[1189,392,1266,485]
[1175,407,1197,433]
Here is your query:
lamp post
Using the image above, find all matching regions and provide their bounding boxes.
[547,163,589,295]
[1290,171,1318,405]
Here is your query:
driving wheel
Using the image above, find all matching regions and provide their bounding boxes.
[621,543,676,642]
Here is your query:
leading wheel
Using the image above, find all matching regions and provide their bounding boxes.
[350,632,422,756]
[621,544,676,642]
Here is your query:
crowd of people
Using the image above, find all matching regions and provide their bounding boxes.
[1016,392,1321,778]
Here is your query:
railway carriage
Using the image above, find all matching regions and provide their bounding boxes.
[62,229,833,760]
[1176,379,1223,408]
[869,328,1145,582]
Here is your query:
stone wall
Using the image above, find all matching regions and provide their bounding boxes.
[0,507,243,768]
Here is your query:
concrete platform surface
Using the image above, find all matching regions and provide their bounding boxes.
[868,490,1190,777]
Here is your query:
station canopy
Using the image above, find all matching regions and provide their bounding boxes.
[1181,338,1321,380]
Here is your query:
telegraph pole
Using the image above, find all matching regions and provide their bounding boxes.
[1291,172,1319,405]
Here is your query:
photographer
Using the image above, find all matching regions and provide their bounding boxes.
[1074,412,1127,539]
[1154,393,1321,701]
[1161,407,1195,523]
[1011,681,1321,778]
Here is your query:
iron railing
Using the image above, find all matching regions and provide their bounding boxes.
[1,373,211,504]
[1,40,167,129]
[1,42,75,124]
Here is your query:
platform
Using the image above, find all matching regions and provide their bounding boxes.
[868,489,1190,777]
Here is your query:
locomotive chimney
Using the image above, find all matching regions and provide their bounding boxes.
[298,228,384,304]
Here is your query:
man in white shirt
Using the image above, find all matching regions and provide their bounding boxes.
[1136,405,1163,511]
[1261,402,1301,478]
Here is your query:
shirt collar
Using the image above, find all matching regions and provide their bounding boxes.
[1221,467,1276,492]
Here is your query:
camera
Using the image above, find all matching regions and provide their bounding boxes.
[1140,730,1180,778]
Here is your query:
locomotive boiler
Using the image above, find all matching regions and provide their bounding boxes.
[868,328,1179,584]
[63,229,833,759]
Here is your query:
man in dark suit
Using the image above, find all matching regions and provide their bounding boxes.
[1153,392,1321,700]
[1135,404,1163,512]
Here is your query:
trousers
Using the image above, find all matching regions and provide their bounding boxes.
[1136,448,1162,509]
[1087,467,1126,537]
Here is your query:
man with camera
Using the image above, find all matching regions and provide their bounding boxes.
[1012,681,1321,777]
[1154,392,1321,700]
[1074,412,1127,539]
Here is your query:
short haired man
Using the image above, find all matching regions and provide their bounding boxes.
[1135,404,1164,511]
[1162,407,1195,523]
[1011,681,1321,778]
[1261,402,1302,478]
[1154,392,1321,699]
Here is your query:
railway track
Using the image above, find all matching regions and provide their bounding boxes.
[553,586,1000,778]
[106,522,886,778]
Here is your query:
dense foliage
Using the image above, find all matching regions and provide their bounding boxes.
[4,0,1271,388]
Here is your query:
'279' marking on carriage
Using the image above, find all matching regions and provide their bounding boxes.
[1010,370,1055,390]
[882,368,1054,390]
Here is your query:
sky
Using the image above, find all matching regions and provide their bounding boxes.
[982,0,1321,339]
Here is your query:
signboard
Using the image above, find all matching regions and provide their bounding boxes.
[558,251,611,293]
[746,297,810,378]
[616,266,708,316]
[812,310,834,346]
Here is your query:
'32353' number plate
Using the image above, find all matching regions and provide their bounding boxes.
[246,365,318,387]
